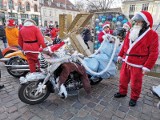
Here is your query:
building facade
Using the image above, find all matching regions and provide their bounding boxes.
[0,0,40,25]
[40,0,79,27]
[121,0,160,25]
[0,0,79,26]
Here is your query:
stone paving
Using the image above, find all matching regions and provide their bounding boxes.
[0,62,160,120]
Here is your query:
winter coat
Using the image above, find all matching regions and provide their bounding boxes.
[82,28,91,42]
[19,26,46,53]
[98,30,113,43]
[5,27,19,46]
[118,28,159,70]
[50,28,59,39]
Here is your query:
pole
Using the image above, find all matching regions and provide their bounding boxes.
[65,0,67,14]
[39,1,43,26]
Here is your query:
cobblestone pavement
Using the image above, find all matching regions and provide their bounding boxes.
[0,62,160,120]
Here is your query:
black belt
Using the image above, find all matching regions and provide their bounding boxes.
[125,53,148,57]
[24,40,38,43]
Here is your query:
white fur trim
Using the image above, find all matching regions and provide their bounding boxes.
[24,21,35,26]
[125,62,143,68]
[59,84,67,98]
[118,56,123,60]
[142,67,150,72]
[48,46,52,53]
[24,51,40,53]
[123,28,150,67]
[103,24,110,29]
[137,12,150,26]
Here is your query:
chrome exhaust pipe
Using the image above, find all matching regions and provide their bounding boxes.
[5,65,29,69]
[10,69,30,72]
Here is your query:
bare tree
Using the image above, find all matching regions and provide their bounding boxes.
[74,0,86,12]
[86,0,115,12]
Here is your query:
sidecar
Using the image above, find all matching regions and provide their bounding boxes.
[81,34,121,80]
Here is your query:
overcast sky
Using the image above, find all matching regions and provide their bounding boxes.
[69,0,122,8]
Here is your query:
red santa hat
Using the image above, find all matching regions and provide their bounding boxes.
[7,19,15,27]
[123,22,132,29]
[102,21,110,29]
[135,11,153,28]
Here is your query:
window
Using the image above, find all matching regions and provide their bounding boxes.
[0,0,2,9]
[9,0,14,10]
[21,14,28,19]
[142,3,149,11]
[34,4,38,12]
[26,2,30,11]
[18,2,22,11]
[56,3,60,7]
[69,5,73,9]
[129,5,135,12]
[44,20,48,26]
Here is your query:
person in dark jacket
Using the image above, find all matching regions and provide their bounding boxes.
[82,25,91,49]
[0,21,7,48]
[0,49,4,89]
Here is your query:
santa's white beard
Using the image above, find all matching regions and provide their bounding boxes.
[129,25,142,42]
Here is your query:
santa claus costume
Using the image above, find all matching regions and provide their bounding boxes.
[18,19,46,72]
[115,11,159,106]
[98,21,113,43]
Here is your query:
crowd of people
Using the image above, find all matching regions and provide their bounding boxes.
[0,11,159,107]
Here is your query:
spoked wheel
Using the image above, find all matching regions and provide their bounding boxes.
[7,57,28,77]
[18,81,50,105]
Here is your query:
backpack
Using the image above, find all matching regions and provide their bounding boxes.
[0,26,5,37]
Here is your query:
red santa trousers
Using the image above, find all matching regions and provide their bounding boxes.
[119,63,144,100]
[25,53,39,73]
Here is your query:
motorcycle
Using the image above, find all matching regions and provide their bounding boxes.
[0,36,56,78]
[18,34,120,105]
[4,50,28,77]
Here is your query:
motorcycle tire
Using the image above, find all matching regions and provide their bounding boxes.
[18,81,50,105]
[90,78,103,85]
[3,50,15,64]
[7,57,28,78]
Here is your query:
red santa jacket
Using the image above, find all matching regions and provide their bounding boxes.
[19,26,46,53]
[98,30,113,43]
[119,28,159,70]
[50,28,59,39]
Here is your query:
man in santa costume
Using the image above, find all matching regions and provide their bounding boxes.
[18,19,46,72]
[98,21,113,43]
[114,11,159,106]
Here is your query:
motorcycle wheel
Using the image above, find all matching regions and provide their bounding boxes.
[18,81,50,105]
[90,78,102,85]
[7,57,28,78]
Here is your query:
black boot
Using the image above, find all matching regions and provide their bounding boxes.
[114,92,126,98]
[129,99,137,107]
[0,85,4,89]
